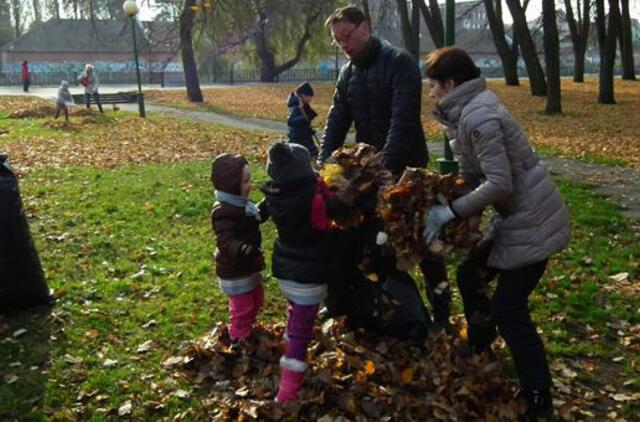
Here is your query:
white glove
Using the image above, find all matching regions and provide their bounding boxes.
[422,205,455,244]
[376,231,389,245]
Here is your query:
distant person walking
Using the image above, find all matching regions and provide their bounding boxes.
[21,61,31,93]
[78,64,103,113]
[54,81,73,122]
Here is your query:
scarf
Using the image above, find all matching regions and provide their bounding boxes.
[310,177,335,230]
[215,190,261,222]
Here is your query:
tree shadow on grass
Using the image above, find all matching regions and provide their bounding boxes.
[0,305,52,419]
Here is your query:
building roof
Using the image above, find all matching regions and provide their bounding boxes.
[0,19,178,54]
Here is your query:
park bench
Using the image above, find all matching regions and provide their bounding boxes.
[71,91,141,106]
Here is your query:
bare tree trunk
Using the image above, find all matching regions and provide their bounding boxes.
[253,3,321,82]
[10,0,21,37]
[51,0,61,19]
[596,0,619,104]
[32,0,41,23]
[564,0,590,83]
[619,0,636,80]
[179,0,203,102]
[543,0,561,114]
[411,0,420,59]
[505,0,547,96]
[484,0,519,85]
[417,0,444,48]
[396,0,420,61]
[253,8,278,82]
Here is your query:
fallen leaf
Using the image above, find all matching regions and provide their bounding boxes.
[12,328,27,338]
[137,340,154,353]
[63,354,83,365]
[85,329,99,338]
[364,360,375,375]
[118,400,132,416]
[609,272,629,283]
[3,374,18,384]
[103,359,118,368]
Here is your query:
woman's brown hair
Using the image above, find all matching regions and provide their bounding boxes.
[425,47,481,86]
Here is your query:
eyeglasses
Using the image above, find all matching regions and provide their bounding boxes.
[331,22,361,47]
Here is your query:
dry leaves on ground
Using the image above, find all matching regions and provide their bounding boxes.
[0,97,276,175]
[145,84,335,124]
[148,78,640,167]
[176,318,527,420]
[423,78,640,167]
[171,316,616,420]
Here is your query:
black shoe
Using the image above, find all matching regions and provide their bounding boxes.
[518,389,554,421]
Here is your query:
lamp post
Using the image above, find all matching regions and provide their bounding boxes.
[438,0,458,175]
[123,0,146,118]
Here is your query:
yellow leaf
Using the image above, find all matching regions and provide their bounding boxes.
[459,326,468,340]
[364,360,375,375]
[401,367,414,384]
[365,273,379,282]
[85,329,99,338]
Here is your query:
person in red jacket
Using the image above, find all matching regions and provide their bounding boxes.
[21,61,31,93]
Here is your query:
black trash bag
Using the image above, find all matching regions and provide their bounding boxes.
[0,155,50,313]
[326,218,431,339]
[343,269,432,340]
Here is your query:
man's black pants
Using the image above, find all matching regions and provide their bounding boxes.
[419,255,451,326]
[456,242,552,392]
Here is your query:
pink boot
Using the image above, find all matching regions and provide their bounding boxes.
[228,290,255,341]
[249,284,264,326]
[275,356,307,403]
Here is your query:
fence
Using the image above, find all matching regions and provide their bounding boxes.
[1,65,639,87]
[0,70,160,87]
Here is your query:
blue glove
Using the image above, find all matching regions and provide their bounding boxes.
[423,205,455,244]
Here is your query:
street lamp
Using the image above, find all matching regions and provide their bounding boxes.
[438,0,458,175]
[123,0,146,118]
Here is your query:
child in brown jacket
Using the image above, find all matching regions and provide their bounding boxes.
[211,153,268,342]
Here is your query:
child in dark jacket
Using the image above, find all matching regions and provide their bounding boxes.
[262,141,347,403]
[286,81,318,160]
[211,153,268,342]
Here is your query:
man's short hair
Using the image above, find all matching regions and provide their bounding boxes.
[325,6,366,28]
[425,47,481,86]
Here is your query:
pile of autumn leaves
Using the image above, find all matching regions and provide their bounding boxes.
[321,144,483,268]
[174,318,525,420]
[171,145,511,419]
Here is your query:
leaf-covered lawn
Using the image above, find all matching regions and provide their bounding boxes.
[1,160,638,419]
[0,96,276,175]
[147,78,640,168]
[0,98,638,419]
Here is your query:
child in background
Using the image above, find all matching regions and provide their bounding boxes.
[211,153,268,343]
[286,81,318,160]
[54,81,73,122]
[261,141,348,403]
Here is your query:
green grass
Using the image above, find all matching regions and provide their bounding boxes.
[534,146,629,167]
[1,159,639,418]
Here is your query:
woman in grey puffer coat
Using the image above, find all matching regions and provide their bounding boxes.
[423,47,570,420]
